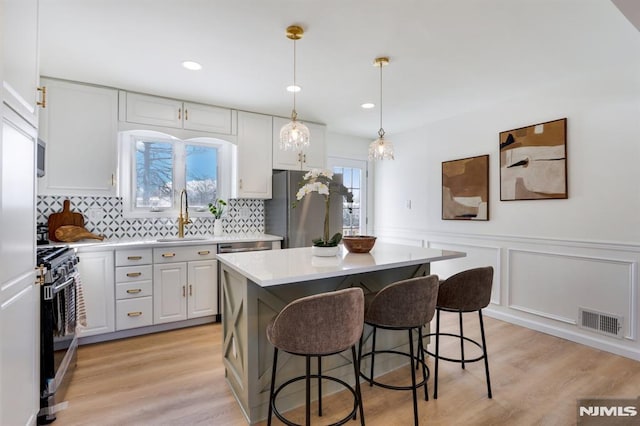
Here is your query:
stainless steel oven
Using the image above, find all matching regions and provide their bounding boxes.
[36,245,79,424]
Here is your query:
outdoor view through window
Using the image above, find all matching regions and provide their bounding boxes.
[135,139,218,211]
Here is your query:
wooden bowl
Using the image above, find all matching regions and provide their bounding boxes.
[342,236,377,253]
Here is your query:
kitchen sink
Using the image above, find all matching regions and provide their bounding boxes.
[154,237,207,242]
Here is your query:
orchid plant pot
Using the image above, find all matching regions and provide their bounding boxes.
[311,245,340,257]
[213,219,223,236]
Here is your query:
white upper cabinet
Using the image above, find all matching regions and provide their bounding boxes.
[236,111,273,199]
[124,92,232,135]
[38,78,118,196]
[2,0,41,126]
[272,116,326,171]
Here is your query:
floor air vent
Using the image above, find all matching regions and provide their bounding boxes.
[579,308,623,339]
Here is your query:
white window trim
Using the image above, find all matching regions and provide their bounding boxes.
[327,156,368,236]
[118,129,236,219]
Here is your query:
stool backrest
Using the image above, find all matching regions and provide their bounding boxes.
[268,287,364,355]
[437,266,494,312]
[366,275,439,328]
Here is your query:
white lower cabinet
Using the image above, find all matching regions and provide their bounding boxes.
[76,250,115,337]
[153,245,218,324]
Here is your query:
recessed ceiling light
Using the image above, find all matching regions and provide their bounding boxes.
[361,102,375,109]
[286,85,301,93]
[182,61,202,71]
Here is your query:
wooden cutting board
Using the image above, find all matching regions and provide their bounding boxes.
[48,199,85,241]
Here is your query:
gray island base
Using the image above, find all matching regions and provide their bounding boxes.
[217,242,466,424]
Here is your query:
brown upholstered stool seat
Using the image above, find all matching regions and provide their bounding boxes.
[358,275,439,426]
[424,266,494,399]
[267,287,365,426]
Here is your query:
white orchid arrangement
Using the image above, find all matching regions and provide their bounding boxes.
[294,169,353,247]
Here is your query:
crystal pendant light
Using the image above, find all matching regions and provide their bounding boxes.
[280,25,310,151]
[368,57,395,160]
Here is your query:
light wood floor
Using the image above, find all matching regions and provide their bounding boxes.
[55,314,640,425]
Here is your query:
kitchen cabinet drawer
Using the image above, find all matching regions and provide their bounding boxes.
[115,249,153,266]
[116,297,153,330]
[115,281,153,300]
[115,265,153,282]
[153,245,216,264]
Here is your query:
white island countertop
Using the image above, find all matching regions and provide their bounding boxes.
[217,242,466,287]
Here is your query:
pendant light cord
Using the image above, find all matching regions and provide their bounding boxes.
[292,37,297,118]
[379,61,384,137]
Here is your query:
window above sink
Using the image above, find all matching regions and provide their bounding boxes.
[118,129,236,218]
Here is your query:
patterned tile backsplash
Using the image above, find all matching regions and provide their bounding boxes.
[37,196,265,239]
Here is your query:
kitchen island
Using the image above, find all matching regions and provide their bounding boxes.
[217,242,465,424]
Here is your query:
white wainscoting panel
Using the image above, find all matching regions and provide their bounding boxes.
[428,240,501,305]
[507,248,637,340]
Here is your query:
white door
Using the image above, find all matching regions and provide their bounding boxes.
[328,158,369,236]
[187,260,217,318]
[0,109,39,425]
[153,263,188,323]
[2,0,40,126]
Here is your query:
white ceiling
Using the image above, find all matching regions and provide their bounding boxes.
[39,0,639,139]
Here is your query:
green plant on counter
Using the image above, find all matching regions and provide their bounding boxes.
[208,198,227,219]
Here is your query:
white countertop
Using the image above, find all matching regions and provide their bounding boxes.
[49,233,282,251]
[217,242,466,287]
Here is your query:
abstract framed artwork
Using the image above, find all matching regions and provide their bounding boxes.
[499,118,567,201]
[442,154,489,220]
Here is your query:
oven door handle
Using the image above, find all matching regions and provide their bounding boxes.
[53,277,75,294]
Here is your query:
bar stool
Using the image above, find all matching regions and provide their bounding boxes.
[266,287,365,426]
[358,275,439,426]
[425,266,494,399]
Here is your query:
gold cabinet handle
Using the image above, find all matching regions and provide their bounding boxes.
[127,311,142,317]
[239,178,243,190]
[127,256,142,260]
[178,107,181,120]
[37,86,47,108]
[126,288,142,294]
[184,108,188,121]
[126,272,142,277]
[189,284,193,296]
[111,174,116,186]
[198,250,210,255]
[303,154,307,163]
[162,253,176,258]
[182,285,186,297]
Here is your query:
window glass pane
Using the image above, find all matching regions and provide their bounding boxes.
[333,165,362,236]
[185,144,218,207]
[135,140,173,209]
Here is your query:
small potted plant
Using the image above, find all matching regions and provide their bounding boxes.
[208,198,227,236]
[295,169,353,256]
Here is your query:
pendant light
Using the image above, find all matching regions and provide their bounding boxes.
[368,57,395,161]
[279,25,310,151]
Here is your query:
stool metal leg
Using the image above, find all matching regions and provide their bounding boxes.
[479,310,492,398]
[351,346,365,425]
[267,348,278,426]
[305,355,311,426]
[317,356,322,417]
[369,326,377,386]
[408,328,418,426]
[434,308,440,399]
[418,326,428,401]
[459,310,465,369]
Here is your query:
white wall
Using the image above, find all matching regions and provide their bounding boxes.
[373,64,640,360]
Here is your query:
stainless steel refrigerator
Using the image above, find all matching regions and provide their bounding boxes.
[265,170,343,248]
